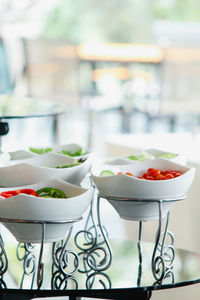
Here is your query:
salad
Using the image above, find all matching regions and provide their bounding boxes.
[29,146,88,157]
[100,168,183,180]
[0,187,67,198]
[29,147,52,154]
[127,151,177,162]
[58,148,88,157]
[55,162,80,168]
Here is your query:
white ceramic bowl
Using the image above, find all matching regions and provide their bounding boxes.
[106,197,183,221]
[0,178,93,243]
[0,152,93,187]
[9,149,37,160]
[53,143,90,159]
[104,148,186,165]
[9,143,90,160]
[91,159,195,199]
[0,151,11,165]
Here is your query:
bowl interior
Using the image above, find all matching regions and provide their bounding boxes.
[24,152,75,167]
[92,158,190,178]
[53,143,89,157]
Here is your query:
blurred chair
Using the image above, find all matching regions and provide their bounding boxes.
[22,38,80,105]
[144,46,200,132]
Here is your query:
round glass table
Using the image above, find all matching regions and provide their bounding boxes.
[0,236,200,300]
[0,95,66,147]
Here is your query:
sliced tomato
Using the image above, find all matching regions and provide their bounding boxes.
[125,172,133,176]
[146,175,155,180]
[155,174,166,180]
[164,173,174,179]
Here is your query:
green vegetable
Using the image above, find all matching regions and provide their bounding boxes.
[36,187,66,198]
[29,147,52,154]
[128,152,154,162]
[159,153,177,159]
[55,162,80,168]
[58,148,87,157]
[100,170,115,177]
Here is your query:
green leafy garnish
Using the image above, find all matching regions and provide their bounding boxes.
[159,153,177,159]
[55,162,80,168]
[58,148,88,157]
[29,147,52,154]
[128,152,154,162]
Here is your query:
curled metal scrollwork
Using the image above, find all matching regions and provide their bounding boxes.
[51,226,79,290]
[16,242,36,289]
[152,201,175,283]
[76,193,112,273]
[86,271,112,290]
[51,271,78,290]
[0,234,8,288]
[74,186,112,288]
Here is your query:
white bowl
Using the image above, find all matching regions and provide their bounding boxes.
[9,149,37,160]
[9,143,90,160]
[104,148,186,165]
[0,152,93,187]
[106,197,184,221]
[143,148,186,165]
[0,178,93,243]
[0,151,11,165]
[91,159,195,199]
[53,143,90,159]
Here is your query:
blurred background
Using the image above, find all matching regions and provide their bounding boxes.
[1,0,200,299]
[1,0,200,152]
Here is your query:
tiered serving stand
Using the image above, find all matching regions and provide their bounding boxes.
[0,171,187,300]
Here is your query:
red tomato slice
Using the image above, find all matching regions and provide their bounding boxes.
[156,174,166,180]
[148,168,161,177]
[146,175,155,180]
[125,172,133,176]
[164,173,174,179]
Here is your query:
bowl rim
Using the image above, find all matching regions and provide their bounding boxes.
[91,158,194,181]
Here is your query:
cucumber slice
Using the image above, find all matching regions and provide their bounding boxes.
[100,170,115,177]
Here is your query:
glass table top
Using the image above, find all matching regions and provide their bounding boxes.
[1,235,200,298]
[0,95,66,119]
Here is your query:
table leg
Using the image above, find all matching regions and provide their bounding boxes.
[0,121,9,150]
[52,115,59,145]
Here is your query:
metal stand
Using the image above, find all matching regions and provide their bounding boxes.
[0,217,81,290]
[96,193,186,288]
[0,233,8,289]
[0,190,186,299]
[151,201,176,283]
[74,188,112,289]
[51,226,79,290]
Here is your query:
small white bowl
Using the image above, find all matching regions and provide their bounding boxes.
[0,178,93,243]
[143,148,186,165]
[91,159,195,199]
[106,196,183,221]
[0,151,11,165]
[0,152,93,187]
[9,149,37,160]
[104,149,186,165]
[9,143,90,160]
[53,143,90,159]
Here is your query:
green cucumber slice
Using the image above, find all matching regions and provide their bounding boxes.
[100,170,115,177]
